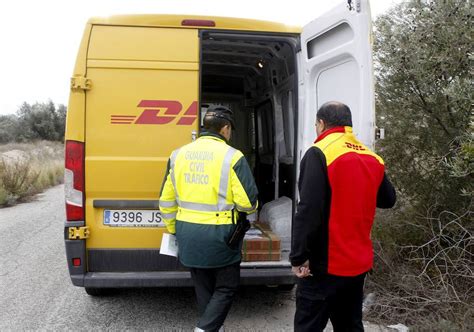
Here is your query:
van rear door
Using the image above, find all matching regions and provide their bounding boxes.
[84,26,199,271]
[299,0,374,149]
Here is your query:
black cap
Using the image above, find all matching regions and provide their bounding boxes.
[205,105,235,129]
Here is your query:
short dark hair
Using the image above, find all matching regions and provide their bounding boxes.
[316,101,352,128]
[203,105,234,133]
[203,114,229,133]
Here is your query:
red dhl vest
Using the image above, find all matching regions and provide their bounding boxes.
[314,126,385,276]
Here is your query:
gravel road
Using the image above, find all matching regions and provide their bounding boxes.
[0,185,389,331]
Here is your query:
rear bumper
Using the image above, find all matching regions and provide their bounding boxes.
[71,268,296,288]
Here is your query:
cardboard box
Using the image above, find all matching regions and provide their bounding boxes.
[242,224,281,261]
[242,250,281,261]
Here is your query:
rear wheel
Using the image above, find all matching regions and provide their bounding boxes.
[85,287,111,296]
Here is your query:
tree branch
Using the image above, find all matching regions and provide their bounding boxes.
[410,80,452,138]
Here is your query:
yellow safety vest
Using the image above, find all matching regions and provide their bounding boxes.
[159,134,257,234]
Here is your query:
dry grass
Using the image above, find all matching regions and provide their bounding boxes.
[0,141,64,206]
[366,207,474,330]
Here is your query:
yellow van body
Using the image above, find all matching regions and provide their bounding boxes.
[65,3,375,293]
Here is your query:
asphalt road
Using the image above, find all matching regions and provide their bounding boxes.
[0,185,388,331]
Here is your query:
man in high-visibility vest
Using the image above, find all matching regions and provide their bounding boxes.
[159,105,258,332]
[290,102,396,331]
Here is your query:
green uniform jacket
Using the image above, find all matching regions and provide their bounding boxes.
[159,132,258,268]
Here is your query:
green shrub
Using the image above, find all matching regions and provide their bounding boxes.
[34,161,64,190]
[0,157,39,201]
[0,141,64,207]
[0,186,7,206]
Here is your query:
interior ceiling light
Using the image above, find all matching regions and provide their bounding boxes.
[257,60,264,69]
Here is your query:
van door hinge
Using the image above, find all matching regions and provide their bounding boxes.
[347,0,361,12]
[70,76,91,91]
[375,127,385,140]
[68,226,90,240]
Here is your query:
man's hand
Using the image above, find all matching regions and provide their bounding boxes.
[291,260,312,278]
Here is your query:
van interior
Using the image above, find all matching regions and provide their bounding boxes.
[200,31,299,264]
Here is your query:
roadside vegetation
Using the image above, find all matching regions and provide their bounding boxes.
[367,0,473,330]
[0,101,65,206]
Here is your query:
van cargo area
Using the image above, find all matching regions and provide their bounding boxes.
[200,31,299,267]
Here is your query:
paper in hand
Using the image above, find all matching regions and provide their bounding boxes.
[160,233,179,257]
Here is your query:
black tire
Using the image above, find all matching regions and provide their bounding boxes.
[85,287,111,296]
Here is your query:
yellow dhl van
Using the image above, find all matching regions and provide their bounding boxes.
[64,0,375,295]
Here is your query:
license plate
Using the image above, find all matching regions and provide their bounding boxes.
[103,210,165,227]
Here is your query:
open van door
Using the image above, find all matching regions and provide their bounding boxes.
[299,0,374,150]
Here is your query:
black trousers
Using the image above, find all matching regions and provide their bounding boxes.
[294,272,366,332]
[190,262,240,332]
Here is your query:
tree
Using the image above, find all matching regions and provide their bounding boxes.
[0,114,20,144]
[55,104,67,141]
[369,0,473,328]
[16,101,66,142]
[375,0,471,216]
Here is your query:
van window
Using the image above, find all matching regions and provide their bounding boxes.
[307,22,354,59]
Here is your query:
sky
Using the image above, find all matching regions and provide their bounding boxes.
[0,0,400,115]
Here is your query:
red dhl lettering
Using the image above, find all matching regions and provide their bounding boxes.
[110,100,197,125]
[345,142,366,151]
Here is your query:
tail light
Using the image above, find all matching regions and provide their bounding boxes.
[65,140,84,221]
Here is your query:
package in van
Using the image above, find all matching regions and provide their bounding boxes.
[258,196,292,247]
[242,224,281,261]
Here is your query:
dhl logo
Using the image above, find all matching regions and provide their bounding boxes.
[345,142,366,151]
[110,100,197,125]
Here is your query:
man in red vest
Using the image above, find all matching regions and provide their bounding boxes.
[290,101,396,331]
